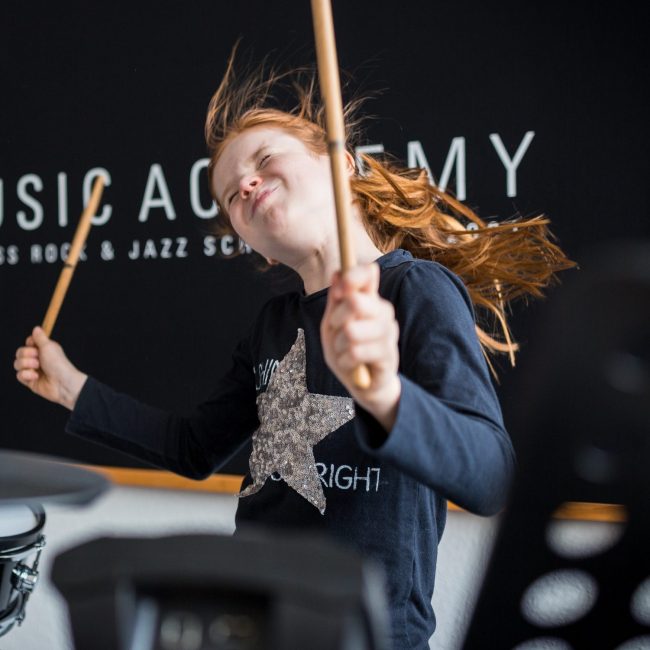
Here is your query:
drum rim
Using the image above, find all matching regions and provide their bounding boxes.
[0,505,45,552]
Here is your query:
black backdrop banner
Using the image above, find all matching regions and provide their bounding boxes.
[1,1,648,476]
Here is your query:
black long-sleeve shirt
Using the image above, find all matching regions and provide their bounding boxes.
[67,248,515,649]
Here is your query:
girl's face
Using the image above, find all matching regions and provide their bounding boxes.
[212,126,338,265]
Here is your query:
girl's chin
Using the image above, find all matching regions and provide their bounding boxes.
[258,211,290,236]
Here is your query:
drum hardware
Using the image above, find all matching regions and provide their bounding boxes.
[0,505,47,638]
[0,450,108,639]
[11,534,46,625]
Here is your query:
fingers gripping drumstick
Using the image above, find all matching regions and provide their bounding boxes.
[311,0,372,390]
[42,175,105,337]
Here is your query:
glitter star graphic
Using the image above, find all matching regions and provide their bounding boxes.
[239,328,355,514]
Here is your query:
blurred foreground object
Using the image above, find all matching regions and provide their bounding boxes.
[52,529,389,650]
[463,241,650,649]
[0,450,109,507]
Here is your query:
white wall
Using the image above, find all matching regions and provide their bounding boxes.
[0,485,609,650]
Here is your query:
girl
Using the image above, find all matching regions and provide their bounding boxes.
[14,56,573,649]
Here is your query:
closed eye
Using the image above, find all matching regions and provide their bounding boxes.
[226,153,271,206]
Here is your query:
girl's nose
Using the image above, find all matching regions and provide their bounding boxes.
[240,175,261,197]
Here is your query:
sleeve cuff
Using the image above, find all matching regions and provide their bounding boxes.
[67,376,97,429]
[353,374,419,455]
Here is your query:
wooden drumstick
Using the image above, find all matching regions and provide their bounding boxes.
[42,175,105,336]
[311,0,372,390]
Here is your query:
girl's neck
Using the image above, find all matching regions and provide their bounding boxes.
[295,223,384,295]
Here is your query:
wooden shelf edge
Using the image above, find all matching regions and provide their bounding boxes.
[81,465,244,494]
[79,465,627,523]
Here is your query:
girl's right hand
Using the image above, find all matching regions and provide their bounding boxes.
[14,326,88,411]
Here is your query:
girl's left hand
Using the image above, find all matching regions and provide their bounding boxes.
[321,262,401,431]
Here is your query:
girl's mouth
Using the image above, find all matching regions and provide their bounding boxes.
[252,187,277,217]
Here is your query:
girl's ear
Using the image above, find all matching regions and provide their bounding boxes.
[344,150,356,177]
[265,257,279,266]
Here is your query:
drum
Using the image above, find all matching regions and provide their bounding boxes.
[0,504,46,637]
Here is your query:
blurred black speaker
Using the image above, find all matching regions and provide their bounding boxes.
[51,528,390,650]
[463,241,650,649]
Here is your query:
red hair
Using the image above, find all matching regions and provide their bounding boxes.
[205,49,575,370]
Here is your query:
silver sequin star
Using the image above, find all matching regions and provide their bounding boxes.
[239,328,355,513]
